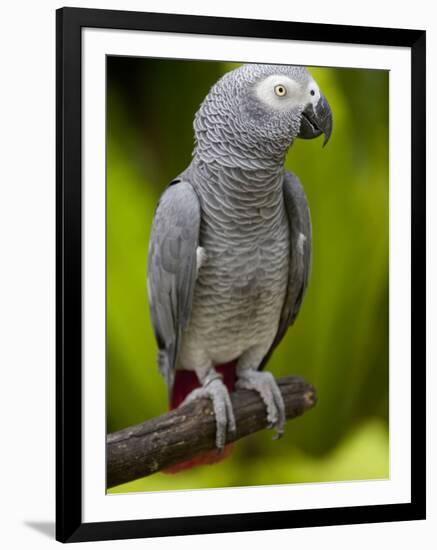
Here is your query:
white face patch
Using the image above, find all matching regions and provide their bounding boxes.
[255,74,320,112]
[307,79,321,108]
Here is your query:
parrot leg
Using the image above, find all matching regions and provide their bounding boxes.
[236,350,286,438]
[180,368,236,450]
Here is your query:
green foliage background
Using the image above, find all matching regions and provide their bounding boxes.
[106,58,389,493]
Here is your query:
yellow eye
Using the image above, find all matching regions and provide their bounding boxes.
[274,84,287,97]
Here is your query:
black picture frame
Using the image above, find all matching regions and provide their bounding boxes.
[56,6,426,543]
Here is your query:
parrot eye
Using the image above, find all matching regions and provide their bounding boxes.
[274,84,287,97]
[310,89,315,96]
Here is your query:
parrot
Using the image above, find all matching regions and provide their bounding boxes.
[147,63,332,472]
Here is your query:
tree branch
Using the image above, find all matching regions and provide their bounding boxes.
[107,375,316,488]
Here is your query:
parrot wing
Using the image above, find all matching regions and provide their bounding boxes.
[147,179,201,395]
[259,170,312,369]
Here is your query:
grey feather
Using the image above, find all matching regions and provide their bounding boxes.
[147,63,330,396]
[258,170,312,370]
[147,180,201,394]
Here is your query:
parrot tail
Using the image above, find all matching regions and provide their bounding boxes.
[163,361,237,474]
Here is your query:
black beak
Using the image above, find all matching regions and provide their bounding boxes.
[298,93,333,146]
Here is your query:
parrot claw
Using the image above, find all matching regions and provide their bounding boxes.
[181,377,236,451]
[236,370,286,439]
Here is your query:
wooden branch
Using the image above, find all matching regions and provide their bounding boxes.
[107,376,316,488]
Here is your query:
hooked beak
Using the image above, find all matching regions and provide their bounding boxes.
[298,93,333,146]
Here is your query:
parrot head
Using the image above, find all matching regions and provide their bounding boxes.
[194,64,332,164]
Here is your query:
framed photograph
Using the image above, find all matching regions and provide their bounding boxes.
[56,7,426,543]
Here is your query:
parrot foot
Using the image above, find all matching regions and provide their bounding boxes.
[180,373,236,451]
[236,370,286,439]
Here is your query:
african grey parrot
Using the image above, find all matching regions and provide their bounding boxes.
[147,64,332,470]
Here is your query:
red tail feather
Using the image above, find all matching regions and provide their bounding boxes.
[164,361,237,474]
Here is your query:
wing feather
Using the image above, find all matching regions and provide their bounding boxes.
[147,180,201,394]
